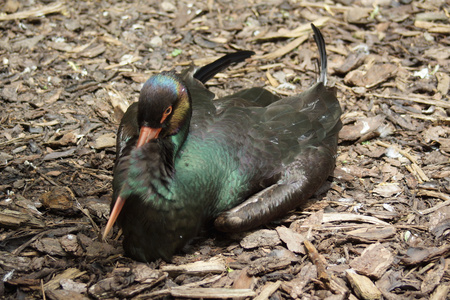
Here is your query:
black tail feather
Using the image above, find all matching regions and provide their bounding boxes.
[311,24,327,85]
[194,51,255,84]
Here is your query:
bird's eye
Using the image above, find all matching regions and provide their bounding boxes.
[160,106,173,124]
[164,106,172,116]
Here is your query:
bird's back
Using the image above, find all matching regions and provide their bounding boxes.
[175,74,341,218]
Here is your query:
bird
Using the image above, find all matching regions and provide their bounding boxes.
[103,24,342,263]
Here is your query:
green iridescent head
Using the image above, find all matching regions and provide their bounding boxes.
[138,72,192,138]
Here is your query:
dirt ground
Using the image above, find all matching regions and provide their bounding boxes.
[1,0,449,299]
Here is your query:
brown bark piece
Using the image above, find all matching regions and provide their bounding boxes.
[275,226,306,254]
[349,243,394,279]
[240,229,281,249]
[344,64,397,88]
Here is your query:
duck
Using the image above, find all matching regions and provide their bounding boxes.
[103,24,342,262]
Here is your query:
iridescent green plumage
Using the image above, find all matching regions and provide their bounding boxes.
[108,25,342,262]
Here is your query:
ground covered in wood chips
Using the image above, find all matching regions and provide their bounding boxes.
[1,0,449,299]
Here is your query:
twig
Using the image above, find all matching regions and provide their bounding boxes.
[410,113,450,124]
[69,159,113,180]
[254,281,281,300]
[266,71,279,87]
[266,86,296,96]
[254,17,329,40]
[24,161,60,187]
[298,1,354,12]
[368,93,450,109]
[417,190,450,215]
[0,2,65,21]
[76,200,100,233]
[321,212,390,225]
[41,279,46,300]
[0,133,44,147]
[304,240,330,286]
[256,35,309,60]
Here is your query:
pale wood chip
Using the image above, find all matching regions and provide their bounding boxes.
[345,225,396,241]
[255,17,329,40]
[256,35,309,61]
[430,284,450,300]
[169,287,256,298]
[322,213,390,226]
[44,268,86,290]
[254,281,281,300]
[0,2,65,20]
[161,257,226,275]
[414,20,450,33]
[345,269,382,300]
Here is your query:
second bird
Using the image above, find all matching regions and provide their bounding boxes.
[104,24,342,263]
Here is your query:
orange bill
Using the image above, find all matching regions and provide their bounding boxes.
[102,195,126,240]
[136,126,162,148]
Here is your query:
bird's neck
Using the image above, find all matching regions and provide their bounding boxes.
[122,111,191,209]
[168,115,190,158]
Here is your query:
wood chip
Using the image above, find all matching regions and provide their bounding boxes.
[421,258,445,294]
[402,244,450,265]
[414,20,450,34]
[257,35,309,61]
[417,190,450,215]
[345,226,396,241]
[255,17,329,40]
[240,229,281,249]
[0,2,65,20]
[304,240,329,285]
[0,209,44,228]
[345,7,371,24]
[334,52,367,75]
[161,257,226,275]
[0,251,31,271]
[430,284,450,300]
[322,213,390,226]
[345,269,382,300]
[275,226,306,254]
[344,64,397,88]
[436,72,450,95]
[43,148,77,161]
[94,133,116,149]
[372,183,402,197]
[254,281,281,300]
[349,243,394,279]
[231,267,254,289]
[339,115,385,141]
[265,70,279,87]
[45,289,89,300]
[247,255,293,276]
[44,268,86,290]
[133,263,165,284]
[166,287,256,298]
[32,237,67,256]
[375,141,430,182]
[40,186,77,213]
[281,263,316,298]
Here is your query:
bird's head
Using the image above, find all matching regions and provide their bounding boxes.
[136,72,191,147]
